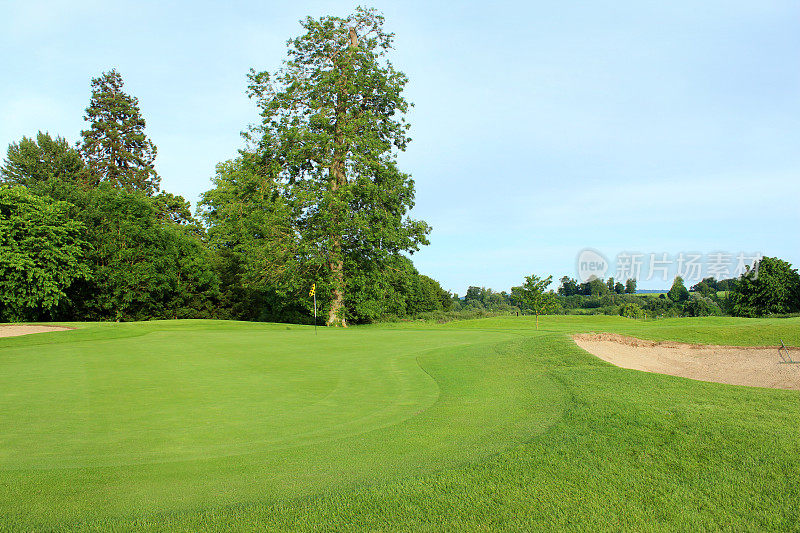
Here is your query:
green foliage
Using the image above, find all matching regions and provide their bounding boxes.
[625,277,637,294]
[667,276,690,303]
[511,274,558,323]
[683,293,722,317]
[558,276,579,296]
[0,132,88,190]
[345,256,447,323]
[152,191,199,228]
[730,257,800,317]
[1,122,216,322]
[79,70,160,194]
[585,277,609,296]
[0,186,90,320]
[72,186,220,321]
[691,277,716,297]
[200,158,444,325]
[199,156,304,321]
[618,302,645,319]
[244,7,429,325]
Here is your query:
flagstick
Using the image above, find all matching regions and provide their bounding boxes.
[314,291,317,335]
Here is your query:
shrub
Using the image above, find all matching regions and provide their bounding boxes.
[619,302,645,319]
[683,294,722,317]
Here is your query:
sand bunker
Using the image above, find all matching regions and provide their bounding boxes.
[573,333,800,390]
[0,325,72,338]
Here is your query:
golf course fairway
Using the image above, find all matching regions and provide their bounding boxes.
[1,316,799,530]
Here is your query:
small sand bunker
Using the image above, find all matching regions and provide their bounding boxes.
[573,333,800,390]
[0,325,72,338]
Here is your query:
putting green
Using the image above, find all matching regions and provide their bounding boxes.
[3,316,799,530]
[0,320,564,523]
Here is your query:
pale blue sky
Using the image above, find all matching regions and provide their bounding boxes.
[2,0,798,293]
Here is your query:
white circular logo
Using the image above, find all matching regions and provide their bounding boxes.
[576,248,609,283]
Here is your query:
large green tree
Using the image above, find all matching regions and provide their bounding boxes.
[0,186,91,321]
[79,69,160,195]
[74,185,219,321]
[200,155,308,322]
[730,257,800,317]
[245,7,429,326]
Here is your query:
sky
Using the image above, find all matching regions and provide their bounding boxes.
[2,0,798,294]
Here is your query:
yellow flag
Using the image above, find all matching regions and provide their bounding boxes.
[309,283,315,297]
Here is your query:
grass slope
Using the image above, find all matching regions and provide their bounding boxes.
[1,316,799,530]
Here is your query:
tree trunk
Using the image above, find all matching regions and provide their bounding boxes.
[327,255,346,327]
[326,107,347,327]
[325,27,358,328]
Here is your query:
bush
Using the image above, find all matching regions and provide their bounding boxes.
[683,294,722,317]
[619,302,645,319]
[395,308,519,324]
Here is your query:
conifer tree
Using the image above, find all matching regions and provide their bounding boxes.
[79,70,159,195]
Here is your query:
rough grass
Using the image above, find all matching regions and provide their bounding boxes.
[1,316,799,530]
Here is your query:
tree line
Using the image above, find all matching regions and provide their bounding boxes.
[447,260,800,321]
[0,8,455,325]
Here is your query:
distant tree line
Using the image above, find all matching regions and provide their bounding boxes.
[443,260,800,322]
[557,276,637,297]
[549,260,800,320]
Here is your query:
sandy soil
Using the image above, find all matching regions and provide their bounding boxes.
[573,333,800,390]
[0,325,72,338]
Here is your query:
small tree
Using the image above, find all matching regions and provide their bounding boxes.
[588,277,608,296]
[79,69,160,195]
[667,276,689,303]
[513,274,557,329]
[624,278,637,294]
[606,276,616,293]
[558,276,578,296]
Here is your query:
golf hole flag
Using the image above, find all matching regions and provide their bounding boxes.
[310,284,317,334]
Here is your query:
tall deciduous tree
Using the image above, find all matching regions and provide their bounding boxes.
[245,7,430,326]
[79,70,160,195]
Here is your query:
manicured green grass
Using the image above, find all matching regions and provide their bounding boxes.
[1,316,799,530]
